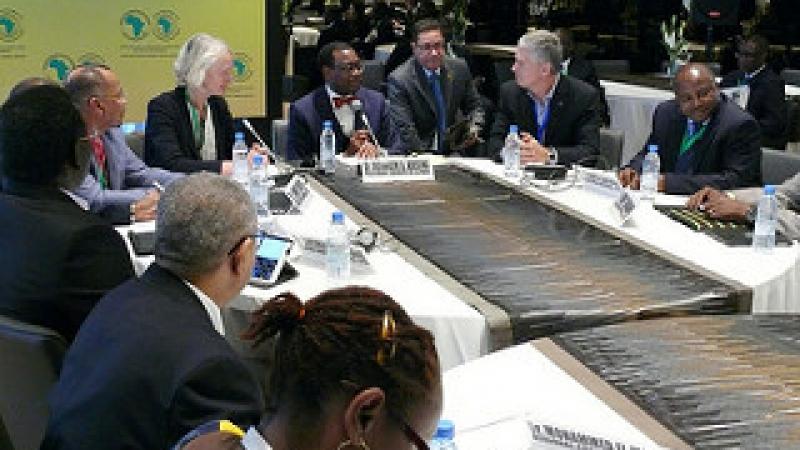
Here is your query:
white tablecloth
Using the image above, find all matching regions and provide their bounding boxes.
[117,181,489,371]
[453,159,800,313]
[442,342,684,450]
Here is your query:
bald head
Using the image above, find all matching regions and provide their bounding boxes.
[673,63,719,123]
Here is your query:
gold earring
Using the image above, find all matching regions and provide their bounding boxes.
[335,438,370,450]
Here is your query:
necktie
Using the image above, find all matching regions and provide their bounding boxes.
[428,72,447,153]
[333,95,358,109]
[90,135,109,189]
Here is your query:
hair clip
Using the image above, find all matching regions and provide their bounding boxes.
[376,310,396,366]
[298,306,306,320]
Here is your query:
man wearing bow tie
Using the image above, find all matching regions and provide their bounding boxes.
[619,63,761,194]
[287,42,393,166]
[720,34,787,150]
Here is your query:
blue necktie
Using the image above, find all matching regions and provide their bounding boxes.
[428,72,447,153]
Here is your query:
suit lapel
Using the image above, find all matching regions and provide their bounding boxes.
[515,85,538,136]
[442,63,455,124]
[545,78,568,146]
[412,61,437,116]
[175,87,202,161]
[313,87,347,151]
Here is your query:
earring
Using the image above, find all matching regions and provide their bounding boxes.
[335,438,370,450]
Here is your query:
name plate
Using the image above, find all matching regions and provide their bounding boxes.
[284,175,311,210]
[580,168,623,198]
[612,189,637,224]
[358,157,435,183]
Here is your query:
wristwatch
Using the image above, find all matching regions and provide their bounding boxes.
[130,203,137,224]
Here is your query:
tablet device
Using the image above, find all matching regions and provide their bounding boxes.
[250,234,294,286]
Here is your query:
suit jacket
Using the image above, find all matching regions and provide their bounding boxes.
[387,57,485,155]
[565,56,611,125]
[145,86,235,174]
[720,67,788,149]
[0,181,133,342]
[488,77,602,165]
[72,128,182,224]
[286,86,393,165]
[42,264,265,450]
[628,97,762,194]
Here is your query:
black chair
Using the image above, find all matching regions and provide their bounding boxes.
[762,148,800,185]
[0,315,66,450]
[271,119,289,161]
[787,98,800,146]
[124,131,145,160]
[0,414,13,450]
[598,128,624,169]
[361,59,385,93]
[781,69,800,87]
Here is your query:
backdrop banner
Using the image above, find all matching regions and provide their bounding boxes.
[0,1,266,121]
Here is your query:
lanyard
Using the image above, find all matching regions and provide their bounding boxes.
[185,90,204,149]
[530,97,550,143]
[679,123,708,155]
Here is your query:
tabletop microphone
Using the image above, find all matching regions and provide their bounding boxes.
[350,100,387,157]
[242,119,284,164]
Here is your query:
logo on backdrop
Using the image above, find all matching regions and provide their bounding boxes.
[152,10,179,41]
[77,53,107,67]
[232,52,253,83]
[120,10,150,40]
[42,54,75,81]
[0,8,22,42]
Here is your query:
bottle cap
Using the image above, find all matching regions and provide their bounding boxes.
[253,154,264,166]
[764,185,776,195]
[434,419,455,440]
[323,120,333,130]
[648,144,658,153]
[235,131,245,141]
[332,211,344,224]
[509,124,519,134]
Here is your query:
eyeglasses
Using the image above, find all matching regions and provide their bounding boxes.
[227,233,261,256]
[333,62,364,73]
[417,42,444,53]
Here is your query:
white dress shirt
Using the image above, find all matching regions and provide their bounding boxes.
[326,84,356,137]
[183,280,225,336]
[200,105,217,161]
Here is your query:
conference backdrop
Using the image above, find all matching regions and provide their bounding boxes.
[0,1,266,121]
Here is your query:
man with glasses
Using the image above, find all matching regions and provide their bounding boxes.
[43,173,264,450]
[387,19,485,155]
[65,65,182,224]
[287,41,393,166]
[720,34,788,150]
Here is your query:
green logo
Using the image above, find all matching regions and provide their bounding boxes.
[43,54,75,81]
[77,53,106,67]
[120,10,149,40]
[0,9,22,42]
[232,53,253,83]
[153,10,179,41]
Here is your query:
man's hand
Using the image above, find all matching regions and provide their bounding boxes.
[518,132,550,165]
[247,144,270,167]
[345,130,376,157]
[686,187,750,221]
[132,190,159,222]
[618,168,640,189]
[220,161,233,176]
[686,186,723,210]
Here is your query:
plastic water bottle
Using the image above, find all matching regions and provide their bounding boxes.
[502,124,521,178]
[250,154,269,218]
[326,211,351,280]
[232,132,249,185]
[320,120,336,175]
[430,420,457,450]
[640,144,660,201]
[752,185,778,252]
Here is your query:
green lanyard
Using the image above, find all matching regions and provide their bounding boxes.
[185,90,204,149]
[679,123,707,155]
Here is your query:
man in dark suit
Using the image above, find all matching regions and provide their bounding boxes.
[488,30,602,165]
[0,82,134,342]
[556,28,610,126]
[720,34,788,150]
[42,173,264,449]
[387,19,485,155]
[287,42,393,166]
[620,63,761,195]
[65,65,182,225]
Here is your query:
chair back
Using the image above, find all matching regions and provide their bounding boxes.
[787,98,800,145]
[361,60,385,92]
[762,148,800,185]
[0,414,13,450]
[271,119,289,161]
[598,128,624,169]
[0,315,66,450]
[781,69,800,87]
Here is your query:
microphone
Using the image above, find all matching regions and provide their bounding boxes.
[350,100,387,157]
[242,119,284,164]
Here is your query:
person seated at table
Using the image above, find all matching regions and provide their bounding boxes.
[619,63,761,195]
[287,42,393,166]
[0,82,134,342]
[687,173,800,240]
[555,27,610,126]
[488,30,602,166]
[387,19,485,156]
[719,34,788,150]
[173,286,442,450]
[65,65,182,225]
[42,173,265,449]
[145,33,264,175]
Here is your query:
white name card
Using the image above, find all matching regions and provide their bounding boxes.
[580,168,624,198]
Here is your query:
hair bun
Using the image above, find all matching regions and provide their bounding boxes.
[241,292,305,344]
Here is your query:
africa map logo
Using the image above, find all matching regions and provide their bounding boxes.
[233,53,253,83]
[42,54,74,81]
[153,10,179,41]
[121,9,179,41]
[121,10,150,40]
[0,9,22,42]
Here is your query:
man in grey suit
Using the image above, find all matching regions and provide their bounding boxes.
[387,19,485,155]
[65,65,182,224]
